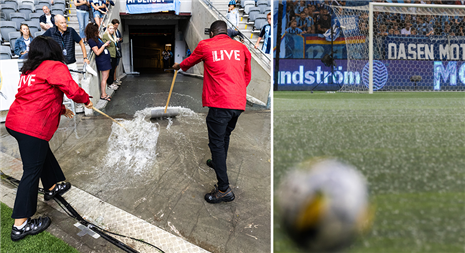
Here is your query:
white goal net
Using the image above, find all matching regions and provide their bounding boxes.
[331,2,465,92]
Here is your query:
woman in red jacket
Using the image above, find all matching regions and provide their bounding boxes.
[5,36,93,241]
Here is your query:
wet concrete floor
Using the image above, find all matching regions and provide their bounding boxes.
[0,72,271,253]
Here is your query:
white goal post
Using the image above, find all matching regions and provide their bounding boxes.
[332,2,465,93]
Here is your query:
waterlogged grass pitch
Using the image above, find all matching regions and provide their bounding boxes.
[273,92,465,253]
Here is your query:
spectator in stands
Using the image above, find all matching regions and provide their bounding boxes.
[296,12,308,30]
[255,12,271,54]
[411,28,417,35]
[6,35,92,242]
[316,9,331,34]
[74,0,90,43]
[442,24,454,36]
[416,16,434,36]
[401,22,412,35]
[457,25,464,36]
[226,0,239,28]
[379,25,389,36]
[286,4,296,28]
[359,20,368,34]
[295,1,306,15]
[172,20,251,204]
[102,24,118,90]
[43,15,89,85]
[85,23,112,102]
[91,0,107,28]
[388,28,395,35]
[111,19,123,85]
[15,24,34,59]
[392,22,400,34]
[393,29,401,35]
[39,6,55,31]
[286,20,305,34]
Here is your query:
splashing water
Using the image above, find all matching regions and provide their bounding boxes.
[102,106,198,174]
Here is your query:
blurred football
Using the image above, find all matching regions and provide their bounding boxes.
[277,159,373,252]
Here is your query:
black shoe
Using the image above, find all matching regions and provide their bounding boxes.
[206,159,214,169]
[204,185,235,204]
[11,216,51,241]
[44,182,71,201]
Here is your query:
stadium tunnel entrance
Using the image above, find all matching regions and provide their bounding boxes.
[120,14,190,74]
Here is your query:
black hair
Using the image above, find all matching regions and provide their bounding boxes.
[209,20,228,36]
[85,23,99,43]
[111,19,120,25]
[21,36,65,74]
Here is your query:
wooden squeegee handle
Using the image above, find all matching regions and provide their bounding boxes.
[164,70,178,114]
[92,106,128,131]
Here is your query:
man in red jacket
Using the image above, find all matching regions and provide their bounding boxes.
[173,20,251,204]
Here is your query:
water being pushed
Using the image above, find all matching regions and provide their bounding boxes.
[102,106,198,175]
[103,107,161,174]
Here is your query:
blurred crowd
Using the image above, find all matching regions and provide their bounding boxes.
[284,0,465,36]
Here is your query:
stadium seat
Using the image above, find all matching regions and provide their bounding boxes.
[243,1,255,14]
[37,0,49,5]
[248,7,260,23]
[262,7,271,14]
[241,1,255,9]
[257,1,267,13]
[22,0,34,4]
[53,2,66,11]
[8,31,20,55]
[241,0,248,8]
[0,12,5,21]
[21,21,40,36]
[35,3,48,11]
[0,3,17,20]
[254,14,267,30]
[0,21,17,42]
[34,30,44,37]
[0,45,13,59]
[4,0,17,9]
[51,6,63,14]
[10,13,26,30]
[18,4,34,19]
[29,12,42,22]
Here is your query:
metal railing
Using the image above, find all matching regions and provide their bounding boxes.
[201,0,271,70]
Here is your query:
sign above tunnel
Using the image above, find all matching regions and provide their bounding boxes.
[126,0,180,15]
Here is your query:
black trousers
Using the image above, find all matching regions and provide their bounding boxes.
[107,57,118,85]
[7,128,66,219]
[206,107,242,192]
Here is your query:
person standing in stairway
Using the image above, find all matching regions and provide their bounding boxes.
[74,0,91,43]
[255,12,272,54]
[226,0,239,29]
[43,15,90,83]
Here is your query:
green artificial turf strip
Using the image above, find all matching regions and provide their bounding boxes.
[1,202,79,253]
[273,92,465,253]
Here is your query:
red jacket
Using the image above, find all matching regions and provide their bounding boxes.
[6,60,90,141]
[180,34,252,110]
